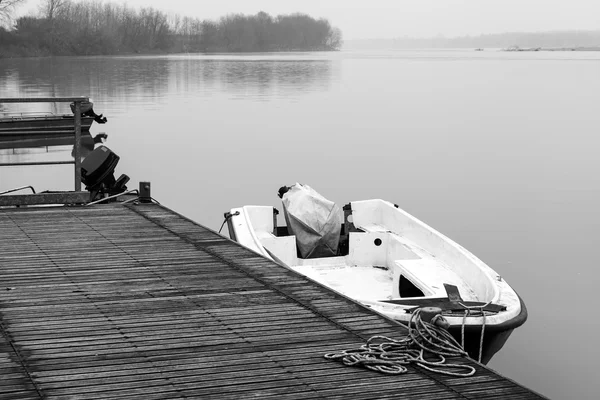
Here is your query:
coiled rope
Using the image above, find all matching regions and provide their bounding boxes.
[324,308,476,377]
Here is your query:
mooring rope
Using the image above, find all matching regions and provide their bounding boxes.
[458,302,490,363]
[461,308,470,350]
[218,211,240,234]
[324,308,476,377]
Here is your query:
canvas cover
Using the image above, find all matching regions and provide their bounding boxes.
[281,183,343,258]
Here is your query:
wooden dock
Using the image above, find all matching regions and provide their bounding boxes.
[0,202,546,399]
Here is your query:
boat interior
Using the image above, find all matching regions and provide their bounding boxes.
[233,200,501,305]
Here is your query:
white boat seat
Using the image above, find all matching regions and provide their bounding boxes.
[257,231,297,266]
[392,258,467,298]
[357,223,472,299]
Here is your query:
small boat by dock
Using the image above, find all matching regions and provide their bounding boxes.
[226,183,527,364]
[0,114,96,134]
[0,100,107,149]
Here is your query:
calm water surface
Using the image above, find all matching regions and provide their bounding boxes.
[2,50,599,399]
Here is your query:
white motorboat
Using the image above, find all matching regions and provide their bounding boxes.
[226,183,527,364]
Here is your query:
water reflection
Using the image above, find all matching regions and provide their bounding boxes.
[0,54,333,191]
[209,60,331,99]
[0,55,333,113]
[0,57,172,113]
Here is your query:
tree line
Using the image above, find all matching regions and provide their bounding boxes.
[0,0,343,57]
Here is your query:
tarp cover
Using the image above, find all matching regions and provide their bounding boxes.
[281,183,342,258]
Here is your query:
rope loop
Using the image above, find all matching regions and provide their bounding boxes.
[218,211,240,234]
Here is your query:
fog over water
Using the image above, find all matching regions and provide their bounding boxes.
[1,50,599,399]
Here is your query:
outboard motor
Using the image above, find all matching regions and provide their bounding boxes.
[70,100,107,124]
[81,145,129,201]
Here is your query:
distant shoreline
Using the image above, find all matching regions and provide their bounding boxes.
[344,30,600,51]
[501,46,600,52]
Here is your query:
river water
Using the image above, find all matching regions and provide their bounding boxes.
[1,50,599,399]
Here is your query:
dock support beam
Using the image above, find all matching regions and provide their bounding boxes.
[74,101,82,191]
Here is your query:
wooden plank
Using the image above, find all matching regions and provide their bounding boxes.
[0,192,88,206]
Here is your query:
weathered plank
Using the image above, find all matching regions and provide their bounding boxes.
[0,192,88,206]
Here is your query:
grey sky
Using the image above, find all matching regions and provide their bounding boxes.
[21,0,600,39]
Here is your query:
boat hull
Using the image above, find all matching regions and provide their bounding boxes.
[0,115,96,149]
[444,296,527,364]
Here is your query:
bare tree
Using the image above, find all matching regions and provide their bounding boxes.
[327,27,343,50]
[0,0,26,24]
[39,0,66,21]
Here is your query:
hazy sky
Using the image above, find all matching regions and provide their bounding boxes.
[19,0,600,39]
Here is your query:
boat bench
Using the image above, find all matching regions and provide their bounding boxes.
[391,258,465,298]
[256,231,297,266]
[358,223,467,299]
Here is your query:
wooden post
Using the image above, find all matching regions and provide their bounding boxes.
[272,208,279,235]
[225,213,237,241]
[139,181,151,203]
[74,101,82,191]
